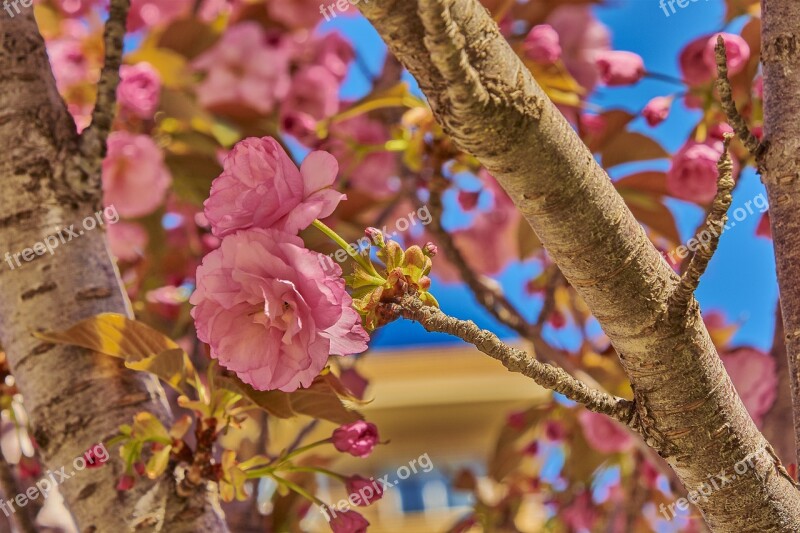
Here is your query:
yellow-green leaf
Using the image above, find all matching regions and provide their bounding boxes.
[35,314,179,363]
[146,446,172,479]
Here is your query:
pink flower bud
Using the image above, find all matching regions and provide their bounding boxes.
[642,96,672,127]
[328,509,370,533]
[523,24,562,65]
[595,51,645,86]
[345,475,384,506]
[332,421,379,458]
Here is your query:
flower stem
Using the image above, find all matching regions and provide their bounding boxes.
[282,465,348,482]
[312,219,379,275]
[268,472,326,507]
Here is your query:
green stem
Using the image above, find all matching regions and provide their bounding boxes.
[268,473,327,507]
[282,465,348,482]
[312,219,381,277]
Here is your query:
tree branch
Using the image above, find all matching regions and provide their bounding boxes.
[0,9,228,532]
[670,134,734,312]
[358,1,800,529]
[761,0,800,470]
[714,36,764,162]
[77,0,130,194]
[396,296,636,423]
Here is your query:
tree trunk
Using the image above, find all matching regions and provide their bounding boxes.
[761,0,800,468]
[358,0,800,530]
[0,10,227,532]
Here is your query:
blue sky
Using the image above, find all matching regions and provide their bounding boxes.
[324,0,777,352]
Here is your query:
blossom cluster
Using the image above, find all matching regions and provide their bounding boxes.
[190,137,369,392]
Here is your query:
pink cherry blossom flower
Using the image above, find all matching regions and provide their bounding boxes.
[642,96,672,127]
[267,0,323,29]
[47,39,90,92]
[327,509,370,533]
[547,6,610,91]
[332,421,379,458]
[681,33,750,86]
[721,348,778,427]
[324,116,399,197]
[578,410,633,453]
[107,222,148,262]
[680,35,715,86]
[451,172,519,276]
[192,23,292,115]
[311,32,355,82]
[117,63,161,119]
[666,141,723,204]
[127,0,192,31]
[345,476,384,506]
[101,132,172,218]
[703,33,750,79]
[190,228,369,392]
[595,50,645,86]
[204,136,344,237]
[280,66,341,144]
[55,0,104,17]
[524,24,562,64]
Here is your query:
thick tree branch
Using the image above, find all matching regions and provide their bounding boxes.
[396,296,636,423]
[761,0,800,470]
[358,1,800,530]
[670,134,734,311]
[0,10,227,532]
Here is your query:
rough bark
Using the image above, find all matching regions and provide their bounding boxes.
[761,0,800,469]
[762,306,797,467]
[358,0,800,530]
[0,10,227,532]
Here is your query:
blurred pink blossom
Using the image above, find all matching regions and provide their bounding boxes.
[721,348,778,427]
[524,24,562,65]
[267,0,323,29]
[595,50,645,86]
[101,132,172,218]
[667,141,724,204]
[117,62,161,119]
[127,0,192,31]
[193,23,292,115]
[107,222,148,262]
[547,6,610,91]
[642,96,672,127]
[578,410,633,453]
[280,66,340,144]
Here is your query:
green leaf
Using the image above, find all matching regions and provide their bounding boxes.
[146,446,172,479]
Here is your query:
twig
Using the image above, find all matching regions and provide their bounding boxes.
[424,147,535,339]
[78,0,131,192]
[671,134,735,311]
[396,295,637,424]
[714,35,764,161]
